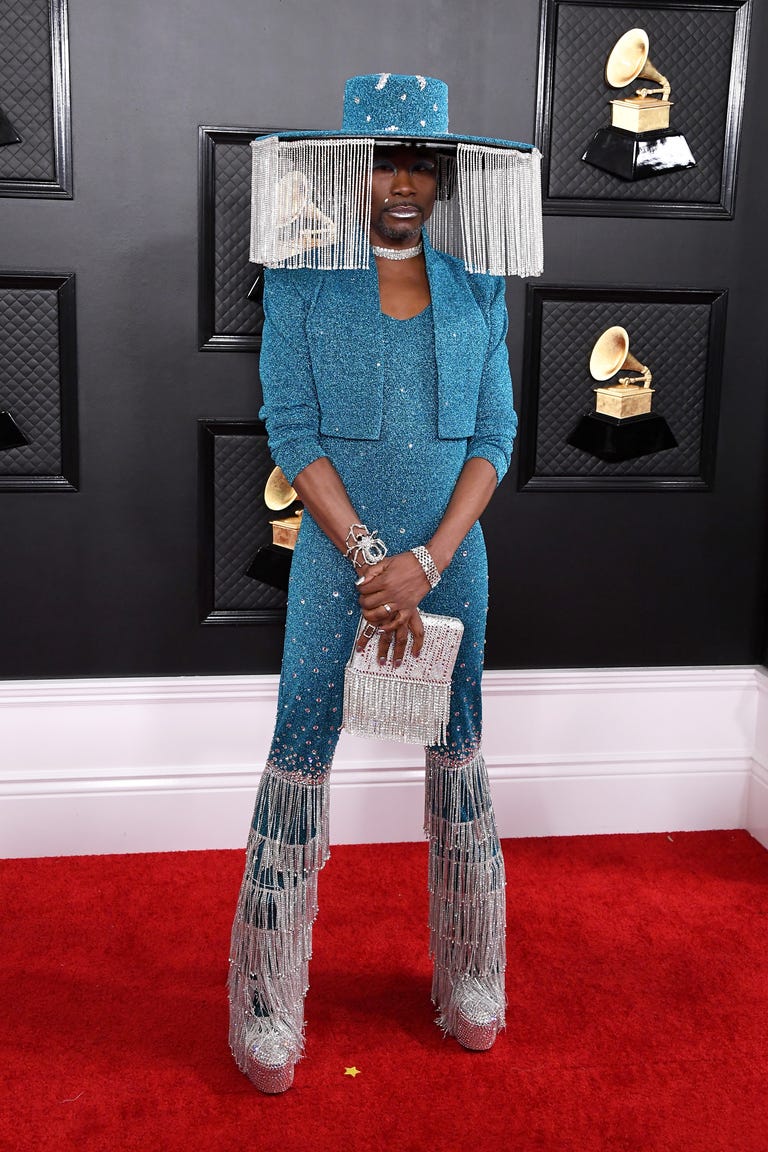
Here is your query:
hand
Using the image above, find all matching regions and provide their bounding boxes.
[356,607,425,667]
[356,551,431,627]
[354,551,430,667]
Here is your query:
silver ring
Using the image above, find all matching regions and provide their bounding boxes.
[384,603,392,613]
[362,623,377,639]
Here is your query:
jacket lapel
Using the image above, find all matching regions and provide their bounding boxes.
[424,233,486,438]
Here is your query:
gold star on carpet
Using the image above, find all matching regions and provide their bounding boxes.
[344,1066,361,1078]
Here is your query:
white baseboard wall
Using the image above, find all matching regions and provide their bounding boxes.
[1,666,766,858]
[748,671,768,851]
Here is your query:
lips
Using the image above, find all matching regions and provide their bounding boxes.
[385,205,421,218]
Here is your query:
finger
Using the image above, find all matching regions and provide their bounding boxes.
[391,622,410,668]
[410,610,425,658]
[356,561,387,587]
[357,586,393,609]
[356,587,397,618]
[358,598,398,623]
[378,619,399,634]
[377,629,392,665]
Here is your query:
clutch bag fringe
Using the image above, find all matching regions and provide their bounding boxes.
[342,611,464,746]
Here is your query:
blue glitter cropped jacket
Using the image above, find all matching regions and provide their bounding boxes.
[258,232,518,486]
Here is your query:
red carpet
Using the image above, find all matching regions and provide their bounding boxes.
[3,830,768,1152]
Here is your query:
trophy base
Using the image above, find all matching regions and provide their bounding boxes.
[244,543,292,593]
[567,412,677,463]
[582,126,695,181]
[0,106,22,147]
[0,410,29,450]
[270,512,302,550]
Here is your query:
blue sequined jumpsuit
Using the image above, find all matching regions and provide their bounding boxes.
[229,264,515,1072]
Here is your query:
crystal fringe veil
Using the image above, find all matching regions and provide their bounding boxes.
[250,136,543,278]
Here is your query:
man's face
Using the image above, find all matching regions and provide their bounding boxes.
[369,145,438,246]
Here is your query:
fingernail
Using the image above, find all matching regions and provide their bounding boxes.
[394,659,402,668]
[379,657,387,665]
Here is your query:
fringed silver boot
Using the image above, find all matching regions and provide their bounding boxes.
[228,766,330,1093]
[425,748,506,1051]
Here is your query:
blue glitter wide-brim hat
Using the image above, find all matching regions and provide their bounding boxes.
[276,73,534,150]
[250,73,543,277]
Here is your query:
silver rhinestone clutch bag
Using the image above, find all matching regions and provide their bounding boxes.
[342,611,464,746]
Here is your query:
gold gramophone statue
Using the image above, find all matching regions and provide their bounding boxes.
[582,28,695,180]
[244,466,303,592]
[567,325,677,462]
[265,465,303,550]
[591,325,654,418]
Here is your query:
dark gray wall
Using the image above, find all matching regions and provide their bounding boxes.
[0,0,766,677]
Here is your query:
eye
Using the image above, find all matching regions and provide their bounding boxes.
[411,160,436,175]
[372,159,397,174]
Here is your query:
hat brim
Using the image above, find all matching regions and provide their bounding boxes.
[260,129,535,152]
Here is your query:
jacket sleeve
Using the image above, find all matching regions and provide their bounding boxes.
[465,276,518,485]
[257,269,327,486]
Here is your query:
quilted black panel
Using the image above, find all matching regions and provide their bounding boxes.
[541,1,742,206]
[199,130,266,348]
[0,284,64,477]
[0,0,56,183]
[214,141,264,338]
[521,288,725,486]
[212,430,287,613]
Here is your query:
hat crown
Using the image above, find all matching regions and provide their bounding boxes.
[341,74,449,137]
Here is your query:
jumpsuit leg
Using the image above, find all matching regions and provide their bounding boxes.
[422,531,506,1041]
[227,764,333,1076]
[425,743,507,1040]
[228,520,356,1078]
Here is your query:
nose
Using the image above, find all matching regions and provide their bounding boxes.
[389,165,417,196]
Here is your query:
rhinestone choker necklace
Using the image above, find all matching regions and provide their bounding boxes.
[371,242,423,261]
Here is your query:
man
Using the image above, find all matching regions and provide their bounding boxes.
[228,74,542,1093]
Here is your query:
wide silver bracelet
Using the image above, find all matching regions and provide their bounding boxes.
[411,545,441,589]
[345,523,388,569]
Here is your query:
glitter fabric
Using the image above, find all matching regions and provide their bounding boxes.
[228,265,515,1080]
[257,234,518,482]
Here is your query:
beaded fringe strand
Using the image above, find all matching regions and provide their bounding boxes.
[228,766,330,1071]
[425,748,507,1036]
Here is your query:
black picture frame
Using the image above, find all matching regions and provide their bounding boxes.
[0,0,73,199]
[198,126,276,352]
[518,284,727,490]
[535,0,752,217]
[198,419,288,624]
[0,271,79,490]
